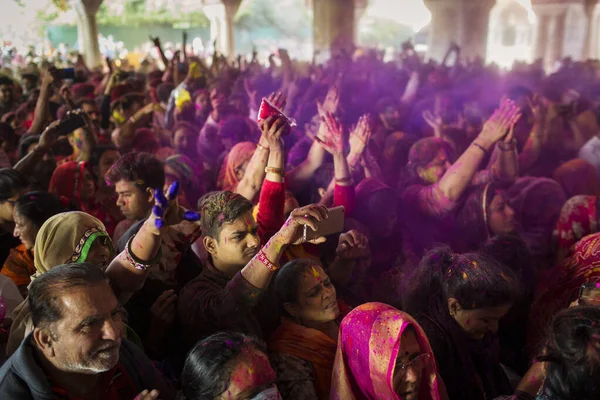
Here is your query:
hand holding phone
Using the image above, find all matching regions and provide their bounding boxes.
[303,206,345,242]
[579,282,600,307]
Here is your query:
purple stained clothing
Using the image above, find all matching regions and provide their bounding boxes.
[400,183,458,258]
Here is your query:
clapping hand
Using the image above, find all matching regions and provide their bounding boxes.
[318,112,344,156]
[349,114,372,157]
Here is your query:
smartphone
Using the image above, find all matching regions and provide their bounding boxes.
[579,282,600,306]
[58,68,76,80]
[303,206,345,242]
[57,112,86,136]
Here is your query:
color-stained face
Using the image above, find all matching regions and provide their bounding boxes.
[285,265,339,324]
[0,189,27,223]
[115,180,153,220]
[97,150,120,185]
[417,149,451,185]
[84,236,115,269]
[487,191,517,236]
[173,127,197,157]
[79,167,96,202]
[211,210,261,270]
[450,301,512,340]
[0,84,13,105]
[13,209,38,250]
[218,346,277,400]
[211,88,227,111]
[38,282,124,374]
[394,328,426,400]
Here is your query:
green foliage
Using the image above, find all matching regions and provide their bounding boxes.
[96,0,209,27]
[236,0,311,38]
[359,17,414,48]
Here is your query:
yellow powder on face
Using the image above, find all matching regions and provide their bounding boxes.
[311,266,320,278]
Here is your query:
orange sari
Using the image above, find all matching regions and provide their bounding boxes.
[269,321,337,399]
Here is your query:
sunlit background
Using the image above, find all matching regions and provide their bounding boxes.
[1,0,537,68]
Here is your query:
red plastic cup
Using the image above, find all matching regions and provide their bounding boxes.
[257,97,297,128]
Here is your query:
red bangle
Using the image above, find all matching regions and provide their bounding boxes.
[257,249,279,272]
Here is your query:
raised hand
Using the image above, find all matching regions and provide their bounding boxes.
[423,109,443,132]
[318,111,344,155]
[37,119,61,152]
[151,181,201,231]
[259,115,290,149]
[134,390,160,400]
[349,114,372,157]
[244,78,258,109]
[149,36,161,48]
[267,91,287,111]
[275,204,329,245]
[317,82,340,115]
[479,98,521,146]
[336,230,370,260]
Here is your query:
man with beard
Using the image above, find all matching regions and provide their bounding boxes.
[0,263,174,399]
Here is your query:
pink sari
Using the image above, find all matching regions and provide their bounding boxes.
[331,302,443,400]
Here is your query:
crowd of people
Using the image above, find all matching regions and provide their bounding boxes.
[0,37,598,400]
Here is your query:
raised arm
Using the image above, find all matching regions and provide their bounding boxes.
[150,36,169,69]
[106,181,200,302]
[437,99,520,201]
[27,70,55,135]
[518,97,549,174]
[112,102,159,151]
[236,92,287,201]
[492,122,519,184]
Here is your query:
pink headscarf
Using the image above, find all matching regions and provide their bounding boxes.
[331,302,443,400]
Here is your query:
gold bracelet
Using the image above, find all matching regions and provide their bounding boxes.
[256,142,269,151]
[335,177,352,185]
[265,167,285,176]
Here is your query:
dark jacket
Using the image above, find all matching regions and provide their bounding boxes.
[0,334,174,400]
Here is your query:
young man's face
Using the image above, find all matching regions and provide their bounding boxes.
[0,84,13,105]
[114,180,153,220]
[206,210,261,271]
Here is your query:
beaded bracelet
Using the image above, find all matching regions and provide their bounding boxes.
[257,249,279,272]
[125,235,163,271]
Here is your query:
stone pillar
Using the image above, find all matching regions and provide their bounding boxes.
[70,0,103,68]
[202,0,242,59]
[354,0,368,44]
[312,0,356,56]
[424,0,496,62]
[532,0,594,70]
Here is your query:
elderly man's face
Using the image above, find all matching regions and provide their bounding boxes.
[36,281,124,374]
